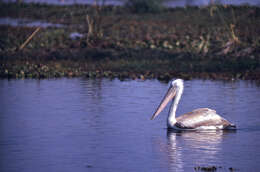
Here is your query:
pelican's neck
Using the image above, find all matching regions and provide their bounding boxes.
[167,81,184,127]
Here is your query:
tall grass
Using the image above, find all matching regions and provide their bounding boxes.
[210,5,240,44]
[86,0,104,47]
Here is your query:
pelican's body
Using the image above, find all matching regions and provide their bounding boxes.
[151,79,236,130]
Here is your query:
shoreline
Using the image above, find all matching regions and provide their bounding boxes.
[1,3,259,81]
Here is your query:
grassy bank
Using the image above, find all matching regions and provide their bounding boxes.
[0,2,260,81]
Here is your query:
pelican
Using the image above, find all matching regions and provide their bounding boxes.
[151,79,236,130]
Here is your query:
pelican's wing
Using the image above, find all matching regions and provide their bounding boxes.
[176,108,232,129]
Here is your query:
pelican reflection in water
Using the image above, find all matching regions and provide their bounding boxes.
[151,79,236,130]
[162,130,236,171]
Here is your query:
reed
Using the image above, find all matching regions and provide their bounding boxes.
[86,0,104,47]
[209,3,240,54]
[19,27,40,50]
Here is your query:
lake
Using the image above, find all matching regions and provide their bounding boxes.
[3,0,260,7]
[0,78,260,172]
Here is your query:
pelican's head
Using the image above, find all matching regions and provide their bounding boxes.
[171,79,183,88]
[151,79,184,120]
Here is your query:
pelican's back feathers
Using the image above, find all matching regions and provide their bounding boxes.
[175,108,235,129]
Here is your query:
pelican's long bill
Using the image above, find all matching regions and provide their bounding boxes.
[151,85,176,120]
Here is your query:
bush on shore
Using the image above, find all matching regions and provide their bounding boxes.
[124,0,166,13]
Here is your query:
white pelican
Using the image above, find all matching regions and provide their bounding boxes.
[151,79,236,130]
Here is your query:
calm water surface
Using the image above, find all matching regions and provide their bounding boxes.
[0,78,260,172]
[3,0,260,6]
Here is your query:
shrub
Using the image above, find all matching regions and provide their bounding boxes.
[124,0,165,13]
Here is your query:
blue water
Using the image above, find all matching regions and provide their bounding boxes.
[0,17,64,28]
[0,78,260,172]
[3,0,260,7]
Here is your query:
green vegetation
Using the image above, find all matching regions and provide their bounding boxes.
[0,2,260,81]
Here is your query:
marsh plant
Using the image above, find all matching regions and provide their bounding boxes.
[86,0,105,47]
[209,3,241,54]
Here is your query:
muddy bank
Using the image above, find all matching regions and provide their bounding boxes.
[0,3,259,81]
